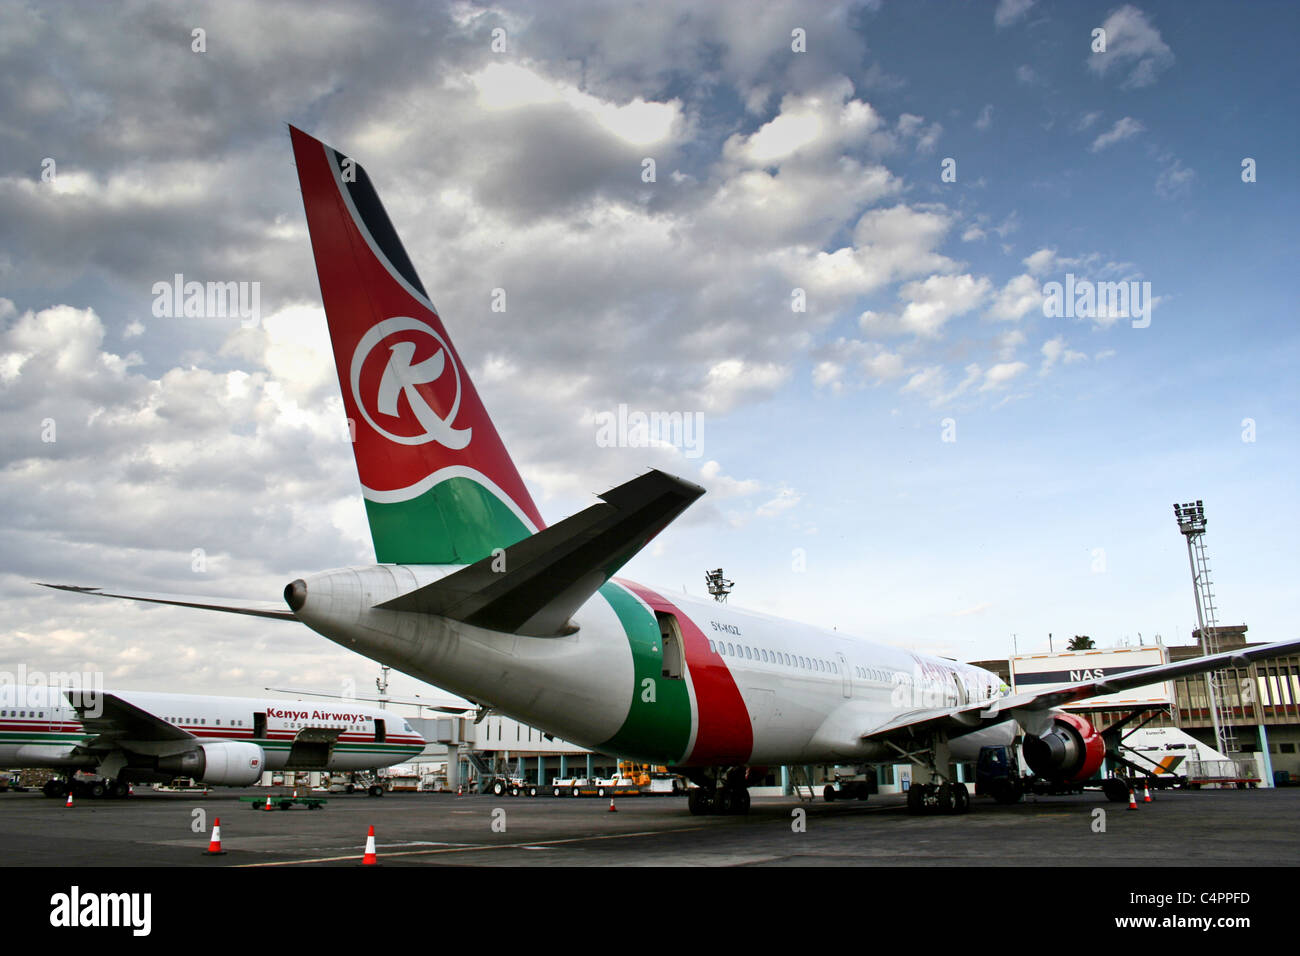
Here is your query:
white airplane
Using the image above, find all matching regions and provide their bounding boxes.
[42,126,1300,815]
[0,683,426,798]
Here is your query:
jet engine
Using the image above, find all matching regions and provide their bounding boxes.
[1021,712,1105,783]
[157,741,266,786]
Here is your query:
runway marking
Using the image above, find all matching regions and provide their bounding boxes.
[235,825,709,866]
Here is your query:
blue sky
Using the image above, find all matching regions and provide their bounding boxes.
[1,0,1296,699]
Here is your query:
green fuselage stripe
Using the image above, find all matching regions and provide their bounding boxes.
[595,582,692,764]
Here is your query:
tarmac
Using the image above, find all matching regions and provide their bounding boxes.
[2,786,1297,867]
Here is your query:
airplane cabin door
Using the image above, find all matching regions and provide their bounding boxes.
[836,652,851,699]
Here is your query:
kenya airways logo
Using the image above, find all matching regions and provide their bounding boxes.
[349,317,472,448]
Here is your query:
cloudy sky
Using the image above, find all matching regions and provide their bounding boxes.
[2,0,1297,707]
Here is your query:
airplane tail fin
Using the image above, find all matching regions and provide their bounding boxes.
[289,126,545,564]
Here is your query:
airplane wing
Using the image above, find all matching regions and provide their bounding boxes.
[38,584,298,620]
[375,469,705,636]
[860,636,1300,741]
[63,690,196,748]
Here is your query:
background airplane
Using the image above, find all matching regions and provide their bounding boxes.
[43,126,1300,815]
[0,682,425,798]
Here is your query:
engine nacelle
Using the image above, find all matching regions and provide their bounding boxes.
[157,741,266,786]
[1022,712,1105,783]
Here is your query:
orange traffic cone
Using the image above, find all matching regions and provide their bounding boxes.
[1127,789,1139,810]
[360,825,379,866]
[64,790,73,808]
[1143,783,1152,803]
[608,796,617,812]
[204,817,226,855]
[263,794,273,811]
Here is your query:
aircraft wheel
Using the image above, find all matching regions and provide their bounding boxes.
[1103,778,1130,803]
[89,781,107,799]
[906,785,927,815]
[935,784,955,814]
[43,779,66,799]
[952,783,970,814]
[823,784,837,802]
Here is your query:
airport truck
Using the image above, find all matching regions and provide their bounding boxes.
[821,766,879,801]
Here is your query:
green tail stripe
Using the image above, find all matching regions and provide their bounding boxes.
[595,582,692,764]
[365,477,531,564]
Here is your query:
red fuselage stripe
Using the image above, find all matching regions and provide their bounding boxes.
[621,582,753,764]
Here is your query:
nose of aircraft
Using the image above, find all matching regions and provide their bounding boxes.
[284,578,307,613]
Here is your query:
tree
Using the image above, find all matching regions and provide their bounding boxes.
[1068,635,1095,650]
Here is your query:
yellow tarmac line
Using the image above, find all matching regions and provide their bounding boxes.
[235,825,710,866]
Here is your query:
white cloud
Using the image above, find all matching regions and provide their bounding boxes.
[1040,336,1088,374]
[862,273,992,339]
[1089,116,1144,152]
[1156,157,1195,198]
[756,485,802,517]
[723,78,885,166]
[987,273,1043,321]
[980,361,1028,391]
[1088,5,1175,88]
[995,0,1036,28]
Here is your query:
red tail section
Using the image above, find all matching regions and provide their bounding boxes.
[289,125,544,564]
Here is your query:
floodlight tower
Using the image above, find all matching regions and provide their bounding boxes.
[705,568,733,603]
[1172,501,1238,755]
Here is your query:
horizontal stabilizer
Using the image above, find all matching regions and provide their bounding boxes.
[375,469,704,636]
[38,584,297,620]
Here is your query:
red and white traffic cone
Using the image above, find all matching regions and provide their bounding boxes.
[1127,789,1139,810]
[457,784,463,796]
[608,796,617,812]
[64,790,73,808]
[204,817,226,856]
[360,825,379,866]
[263,794,273,811]
[1143,783,1152,803]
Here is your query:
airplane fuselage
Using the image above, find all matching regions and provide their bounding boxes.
[290,565,1018,768]
[0,686,425,775]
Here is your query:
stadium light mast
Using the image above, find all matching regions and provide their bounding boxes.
[1173,500,1237,756]
[705,568,733,603]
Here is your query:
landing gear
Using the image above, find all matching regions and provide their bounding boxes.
[683,765,753,816]
[1102,777,1131,804]
[890,734,974,815]
[42,779,67,799]
[905,782,971,815]
[686,785,751,815]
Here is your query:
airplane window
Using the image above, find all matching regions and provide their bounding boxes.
[744,646,752,660]
[727,643,735,656]
[760,649,768,663]
[708,639,716,653]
